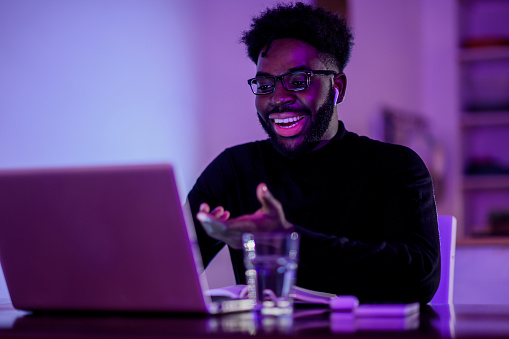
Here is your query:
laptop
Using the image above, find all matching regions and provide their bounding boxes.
[0,163,253,314]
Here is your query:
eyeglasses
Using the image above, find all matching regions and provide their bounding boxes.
[247,70,337,95]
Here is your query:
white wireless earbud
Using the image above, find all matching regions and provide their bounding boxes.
[334,87,340,106]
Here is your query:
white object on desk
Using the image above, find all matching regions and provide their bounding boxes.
[330,295,359,311]
[355,302,420,317]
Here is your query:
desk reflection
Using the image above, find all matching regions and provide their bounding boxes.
[0,304,507,338]
[206,306,423,336]
[0,306,425,337]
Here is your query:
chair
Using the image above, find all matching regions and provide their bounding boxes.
[430,215,457,304]
[0,263,10,302]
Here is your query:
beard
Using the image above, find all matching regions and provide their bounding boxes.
[257,86,336,158]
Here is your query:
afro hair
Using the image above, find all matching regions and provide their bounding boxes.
[240,2,354,72]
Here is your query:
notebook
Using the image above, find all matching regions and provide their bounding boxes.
[0,163,253,314]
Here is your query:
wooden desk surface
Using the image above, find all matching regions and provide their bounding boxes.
[0,303,508,338]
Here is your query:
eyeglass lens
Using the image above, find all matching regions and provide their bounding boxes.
[251,72,309,94]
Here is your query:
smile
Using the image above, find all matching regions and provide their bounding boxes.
[272,115,305,128]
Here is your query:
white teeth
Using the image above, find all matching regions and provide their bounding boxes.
[273,116,304,124]
[272,115,304,129]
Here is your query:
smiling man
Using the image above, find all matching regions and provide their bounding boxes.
[187,3,440,303]
[253,38,344,158]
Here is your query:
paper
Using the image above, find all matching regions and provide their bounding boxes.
[206,285,337,305]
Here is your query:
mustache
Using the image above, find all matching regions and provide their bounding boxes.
[268,105,311,115]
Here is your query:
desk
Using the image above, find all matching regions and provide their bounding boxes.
[0,303,508,338]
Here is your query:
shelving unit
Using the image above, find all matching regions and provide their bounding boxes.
[461,111,509,127]
[458,0,509,240]
[460,45,509,61]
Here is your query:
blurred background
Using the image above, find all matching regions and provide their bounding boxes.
[1,0,508,303]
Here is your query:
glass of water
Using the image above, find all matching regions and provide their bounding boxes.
[242,232,300,314]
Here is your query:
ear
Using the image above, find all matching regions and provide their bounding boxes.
[333,73,347,105]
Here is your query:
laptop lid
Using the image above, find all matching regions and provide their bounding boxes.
[0,164,250,313]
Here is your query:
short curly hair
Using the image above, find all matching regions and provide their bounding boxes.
[240,2,354,72]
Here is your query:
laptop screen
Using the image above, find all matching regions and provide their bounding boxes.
[0,164,212,313]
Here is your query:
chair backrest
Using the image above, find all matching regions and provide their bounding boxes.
[430,215,457,304]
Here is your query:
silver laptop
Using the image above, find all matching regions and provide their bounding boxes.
[0,163,252,314]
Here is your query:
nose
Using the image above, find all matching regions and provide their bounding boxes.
[270,80,295,107]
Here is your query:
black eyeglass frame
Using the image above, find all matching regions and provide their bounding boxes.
[247,70,338,95]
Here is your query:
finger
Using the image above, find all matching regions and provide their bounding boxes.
[196,212,227,233]
[218,210,230,221]
[199,203,210,213]
[256,183,281,213]
[210,206,225,218]
[210,206,231,221]
[196,211,210,224]
[196,213,242,249]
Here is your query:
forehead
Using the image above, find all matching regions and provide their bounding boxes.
[256,38,326,75]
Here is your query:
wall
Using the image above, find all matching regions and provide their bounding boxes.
[343,0,423,136]
[454,246,509,304]
[0,0,204,195]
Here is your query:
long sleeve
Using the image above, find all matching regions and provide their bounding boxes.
[187,152,232,268]
[294,144,440,303]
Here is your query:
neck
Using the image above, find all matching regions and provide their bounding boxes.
[312,117,338,151]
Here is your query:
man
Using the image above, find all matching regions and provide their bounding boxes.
[187,2,440,303]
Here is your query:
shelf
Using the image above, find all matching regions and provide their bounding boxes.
[463,175,509,190]
[457,236,509,246]
[460,46,509,62]
[457,0,509,240]
[461,111,509,127]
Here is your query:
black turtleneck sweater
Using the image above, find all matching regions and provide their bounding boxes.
[187,121,440,303]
